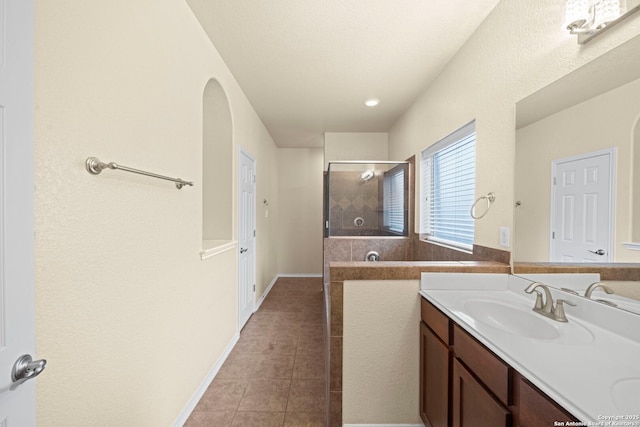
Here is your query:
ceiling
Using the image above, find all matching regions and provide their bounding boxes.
[186,0,501,148]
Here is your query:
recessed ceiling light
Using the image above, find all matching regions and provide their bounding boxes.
[364,98,380,107]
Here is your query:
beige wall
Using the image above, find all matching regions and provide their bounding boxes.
[34,0,279,425]
[389,0,640,250]
[342,280,421,425]
[603,281,640,300]
[515,77,640,263]
[324,132,389,169]
[277,148,324,274]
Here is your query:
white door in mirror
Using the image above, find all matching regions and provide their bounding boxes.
[0,0,39,424]
[551,149,614,262]
[238,149,256,330]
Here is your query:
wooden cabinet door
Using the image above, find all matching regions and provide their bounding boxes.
[452,358,510,427]
[420,322,450,427]
[513,374,578,427]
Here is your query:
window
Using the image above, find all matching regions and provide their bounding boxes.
[383,164,407,234]
[421,121,476,250]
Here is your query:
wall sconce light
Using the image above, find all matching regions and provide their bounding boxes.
[566,0,640,43]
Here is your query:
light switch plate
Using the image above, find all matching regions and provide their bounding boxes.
[499,226,510,247]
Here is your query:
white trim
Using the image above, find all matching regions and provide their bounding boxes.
[421,119,475,157]
[421,236,473,254]
[549,147,616,261]
[172,332,240,427]
[254,275,278,312]
[622,242,640,250]
[277,273,323,278]
[200,240,237,260]
[171,272,320,425]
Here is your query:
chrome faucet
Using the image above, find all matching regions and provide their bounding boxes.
[525,282,576,322]
[525,282,554,314]
[584,282,614,299]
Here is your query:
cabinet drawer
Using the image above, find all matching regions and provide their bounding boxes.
[421,297,450,344]
[453,324,509,406]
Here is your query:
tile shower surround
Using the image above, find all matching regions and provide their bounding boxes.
[185,277,325,427]
[327,170,382,235]
[324,160,411,239]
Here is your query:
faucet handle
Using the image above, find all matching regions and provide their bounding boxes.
[553,299,576,322]
[595,299,618,307]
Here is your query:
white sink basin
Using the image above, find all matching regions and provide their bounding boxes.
[611,377,640,413]
[457,297,594,345]
[464,300,560,340]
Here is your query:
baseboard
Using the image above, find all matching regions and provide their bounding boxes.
[254,275,279,311]
[277,273,323,277]
[172,332,240,427]
[173,274,323,425]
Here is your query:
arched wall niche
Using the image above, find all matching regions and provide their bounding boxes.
[202,78,233,247]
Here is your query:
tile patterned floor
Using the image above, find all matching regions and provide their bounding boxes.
[185,277,326,427]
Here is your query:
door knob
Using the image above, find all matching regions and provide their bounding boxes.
[10,354,46,390]
[240,248,247,253]
[588,249,605,256]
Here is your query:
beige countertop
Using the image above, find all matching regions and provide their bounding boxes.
[329,260,510,281]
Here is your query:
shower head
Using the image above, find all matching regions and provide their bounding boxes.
[360,170,375,182]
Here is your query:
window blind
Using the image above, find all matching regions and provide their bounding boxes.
[421,121,476,250]
[383,166,405,234]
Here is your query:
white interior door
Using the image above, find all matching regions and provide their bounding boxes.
[238,148,256,330]
[0,0,42,424]
[550,149,615,262]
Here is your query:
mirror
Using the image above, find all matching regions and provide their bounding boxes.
[514,35,640,308]
[514,273,640,315]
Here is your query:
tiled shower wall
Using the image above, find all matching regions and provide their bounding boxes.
[327,171,383,236]
[322,237,413,281]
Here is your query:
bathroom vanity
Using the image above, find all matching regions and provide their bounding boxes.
[331,265,640,426]
[327,261,511,426]
[420,273,640,427]
[420,297,576,426]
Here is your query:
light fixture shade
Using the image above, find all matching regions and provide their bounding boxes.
[593,0,622,27]
[565,0,590,29]
[619,0,628,14]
